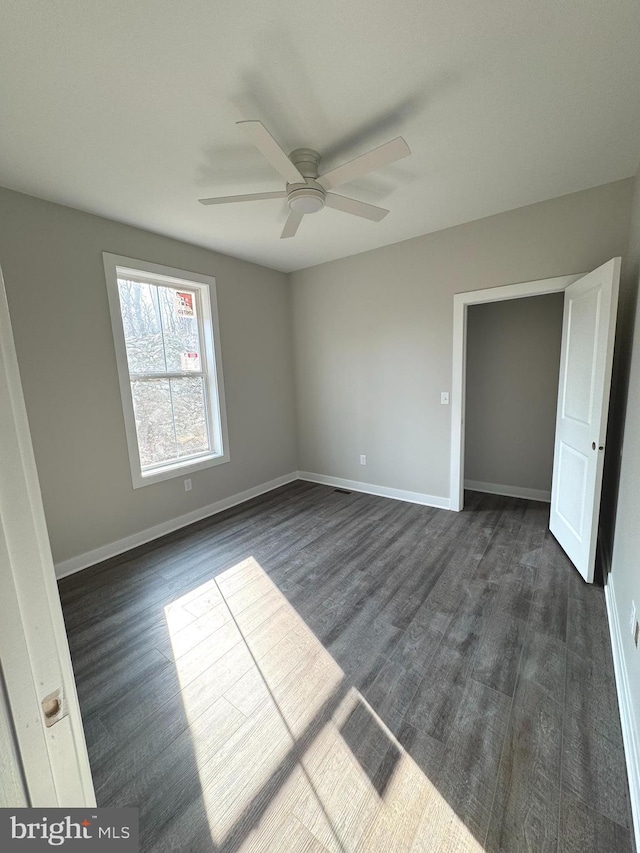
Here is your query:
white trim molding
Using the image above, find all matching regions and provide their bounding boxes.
[450,273,583,512]
[55,472,298,578]
[55,471,452,579]
[0,264,95,805]
[464,479,551,503]
[298,471,451,510]
[604,574,640,853]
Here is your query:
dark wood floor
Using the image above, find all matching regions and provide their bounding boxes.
[59,482,634,852]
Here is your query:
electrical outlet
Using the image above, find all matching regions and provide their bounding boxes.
[360,454,367,466]
[184,478,192,492]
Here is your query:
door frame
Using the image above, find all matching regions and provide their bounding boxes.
[449,273,584,512]
[0,263,95,806]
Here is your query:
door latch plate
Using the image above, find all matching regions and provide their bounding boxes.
[41,688,65,728]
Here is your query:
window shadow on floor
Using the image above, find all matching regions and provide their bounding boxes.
[339,697,401,797]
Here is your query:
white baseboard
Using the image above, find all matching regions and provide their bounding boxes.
[54,472,299,579]
[298,471,451,510]
[604,574,640,853]
[464,479,551,503]
[56,470,451,579]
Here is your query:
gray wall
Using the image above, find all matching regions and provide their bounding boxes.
[0,179,635,567]
[292,179,634,501]
[0,187,298,566]
[610,166,640,779]
[464,293,564,495]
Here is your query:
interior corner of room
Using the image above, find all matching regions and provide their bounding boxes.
[1,2,640,844]
[3,173,640,846]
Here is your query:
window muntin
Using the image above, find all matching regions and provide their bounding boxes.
[103,255,229,487]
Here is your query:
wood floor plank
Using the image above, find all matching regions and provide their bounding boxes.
[64,582,198,657]
[471,614,528,697]
[566,590,617,673]
[242,811,330,853]
[165,701,294,849]
[353,745,439,853]
[528,559,568,643]
[291,714,381,852]
[491,565,538,620]
[224,626,320,717]
[564,644,622,745]
[58,483,631,853]
[518,628,566,703]
[506,505,547,570]
[379,498,496,631]
[436,678,511,844]
[404,581,498,742]
[234,585,294,635]
[473,500,529,582]
[559,790,633,853]
[157,599,234,660]
[70,617,173,681]
[562,655,630,829]
[95,640,256,800]
[113,696,247,851]
[485,674,563,852]
[75,645,172,721]
[339,696,402,795]
[82,716,117,770]
[178,673,349,852]
[365,657,423,734]
[470,571,536,696]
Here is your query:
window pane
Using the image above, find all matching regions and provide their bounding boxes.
[171,376,209,457]
[130,379,176,467]
[158,287,202,373]
[118,280,166,373]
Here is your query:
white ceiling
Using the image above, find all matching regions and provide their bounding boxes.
[2,1,640,273]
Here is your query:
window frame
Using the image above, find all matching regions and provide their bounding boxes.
[103,253,230,488]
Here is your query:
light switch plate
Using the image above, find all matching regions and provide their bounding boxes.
[441,392,450,405]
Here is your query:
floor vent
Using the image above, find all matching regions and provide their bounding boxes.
[333,488,352,495]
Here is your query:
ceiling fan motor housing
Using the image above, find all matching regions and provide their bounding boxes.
[289,148,320,179]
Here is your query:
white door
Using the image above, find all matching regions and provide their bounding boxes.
[549,257,620,583]
[0,263,95,806]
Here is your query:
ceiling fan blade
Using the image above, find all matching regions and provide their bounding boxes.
[237,121,304,185]
[281,210,304,239]
[199,191,286,205]
[317,137,410,191]
[325,193,389,222]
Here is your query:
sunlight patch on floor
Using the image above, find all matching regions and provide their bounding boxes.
[164,557,485,852]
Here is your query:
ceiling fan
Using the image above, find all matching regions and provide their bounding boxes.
[199,121,411,239]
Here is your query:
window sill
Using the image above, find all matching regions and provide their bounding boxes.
[131,451,230,489]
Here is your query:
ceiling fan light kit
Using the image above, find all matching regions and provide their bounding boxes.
[198,120,410,239]
[287,186,325,214]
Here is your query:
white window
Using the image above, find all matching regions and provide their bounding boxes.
[103,253,229,487]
